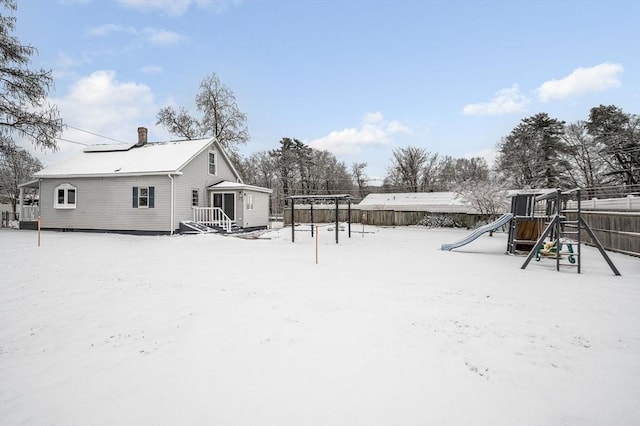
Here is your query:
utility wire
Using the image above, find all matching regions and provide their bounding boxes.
[57,137,89,146]
[64,124,127,143]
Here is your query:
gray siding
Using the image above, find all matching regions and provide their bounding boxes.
[40,176,171,232]
[37,141,268,233]
[173,142,238,230]
[239,190,270,228]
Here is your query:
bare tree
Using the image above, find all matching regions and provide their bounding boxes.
[385,146,442,192]
[385,146,428,192]
[420,152,440,191]
[311,150,351,194]
[351,161,368,199]
[155,106,200,140]
[455,157,489,183]
[456,179,510,216]
[560,121,609,188]
[196,74,249,153]
[0,0,63,150]
[157,73,249,155]
[0,136,42,215]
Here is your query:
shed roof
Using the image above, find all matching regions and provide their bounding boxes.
[359,192,477,213]
[208,181,273,194]
[34,138,219,178]
[505,188,556,198]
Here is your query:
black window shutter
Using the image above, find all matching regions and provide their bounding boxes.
[149,186,155,208]
[133,187,138,208]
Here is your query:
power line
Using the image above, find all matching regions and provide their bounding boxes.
[64,124,127,143]
[57,137,89,146]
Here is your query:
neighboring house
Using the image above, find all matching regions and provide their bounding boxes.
[18,127,271,234]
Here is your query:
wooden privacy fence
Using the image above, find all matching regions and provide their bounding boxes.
[565,211,640,257]
[284,207,485,228]
[360,210,484,227]
[284,207,356,225]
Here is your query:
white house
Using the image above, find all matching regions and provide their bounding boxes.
[18,127,271,235]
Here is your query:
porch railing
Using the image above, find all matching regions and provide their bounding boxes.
[192,207,232,233]
[20,205,39,221]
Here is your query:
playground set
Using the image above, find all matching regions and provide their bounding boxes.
[285,190,621,275]
[441,188,621,275]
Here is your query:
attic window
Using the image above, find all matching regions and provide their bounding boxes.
[208,151,217,175]
[54,184,77,209]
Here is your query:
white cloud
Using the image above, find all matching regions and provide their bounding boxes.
[58,0,92,4]
[88,24,186,47]
[87,24,136,37]
[55,52,89,69]
[52,52,94,81]
[142,28,186,46]
[536,63,623,102]
[33,71,162,163]
[463,84,529,116]
[140,65,164,74]
[117,0,241,16]
[118,0,192,15]
[309,112,410,155]
[386,120,410,134]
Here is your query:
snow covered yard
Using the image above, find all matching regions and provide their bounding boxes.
[1,226,639,426]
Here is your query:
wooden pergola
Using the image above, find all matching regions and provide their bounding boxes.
[286,194,353,243]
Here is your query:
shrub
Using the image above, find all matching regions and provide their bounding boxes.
[417,214,465,228]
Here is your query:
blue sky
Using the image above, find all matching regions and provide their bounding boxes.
[14,0,640,181]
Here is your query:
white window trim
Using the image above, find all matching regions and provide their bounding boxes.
[54,183,77,209]
[246,194,254,210]
[208,150,217,176]
[138,187,150,209]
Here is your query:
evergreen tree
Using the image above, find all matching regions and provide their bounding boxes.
[496,113,569,188]
[586,105,639,186]
[1,0,63,150]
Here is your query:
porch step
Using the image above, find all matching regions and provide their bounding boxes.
[179,221,219,234]
[180,221,242,234]
[208,223,243,234]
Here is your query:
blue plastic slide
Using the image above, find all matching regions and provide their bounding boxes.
[440,213,513,251]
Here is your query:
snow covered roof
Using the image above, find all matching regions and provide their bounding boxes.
[505,188,556,198]
[359,192,478,213]
[34,138,216,178]
[208,181,272,194]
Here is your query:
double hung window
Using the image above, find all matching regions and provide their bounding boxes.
[208,151,217,175]
[132,186,155,208]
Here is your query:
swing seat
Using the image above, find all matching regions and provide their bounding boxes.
[536,241,558,261]
[535,240,576,263]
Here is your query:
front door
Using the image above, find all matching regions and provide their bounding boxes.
[211,192,235,221]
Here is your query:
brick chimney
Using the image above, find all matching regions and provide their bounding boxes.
[137,127,148,146]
